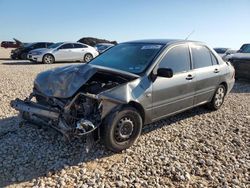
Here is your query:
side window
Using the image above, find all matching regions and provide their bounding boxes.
[192,45,213,69]
[60,43,73,49]
[74,43,86,48]
[210,53,218,65]
[34,43,45,48]
[159,45,191,74]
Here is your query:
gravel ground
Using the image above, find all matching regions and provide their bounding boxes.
[0,60,249,188]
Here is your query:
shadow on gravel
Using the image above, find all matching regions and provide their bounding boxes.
[142,106,210,135]
[2,61,82,65]
[2,61,33,65]
[0,105,211,187]
[231,80,250,93]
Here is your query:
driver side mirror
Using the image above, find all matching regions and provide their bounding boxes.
[157,68,173,78]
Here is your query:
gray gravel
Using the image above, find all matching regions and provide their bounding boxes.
[0,60,249,188]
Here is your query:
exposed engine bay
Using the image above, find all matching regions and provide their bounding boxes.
[11,71,132,139]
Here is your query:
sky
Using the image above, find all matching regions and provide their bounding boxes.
[0,0,250,49]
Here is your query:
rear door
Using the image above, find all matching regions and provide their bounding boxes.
[190,44,222,105]
[73,43,87,60]
[54,43,74,61]
[152,44,196,120]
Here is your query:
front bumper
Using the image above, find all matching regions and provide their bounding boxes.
[27,54,43,62]
[10,93,101,138]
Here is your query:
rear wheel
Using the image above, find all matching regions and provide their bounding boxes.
[206,85,226,110]
[83,53,93,63]
[101,107,142,152]
[42,54,54,64]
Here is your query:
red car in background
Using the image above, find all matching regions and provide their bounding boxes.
[1,38,23,48]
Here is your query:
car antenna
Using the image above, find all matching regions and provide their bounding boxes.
[185,30,195,40]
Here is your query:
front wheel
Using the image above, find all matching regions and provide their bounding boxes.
[83,53,93,63]
[20,53,27,60]
[42,54,54,64]
[101,107,142,152]
[206,85,226,110]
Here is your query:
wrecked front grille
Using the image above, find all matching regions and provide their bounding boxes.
[11,91,102,138]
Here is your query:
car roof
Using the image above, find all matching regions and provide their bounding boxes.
[123,39,202,46]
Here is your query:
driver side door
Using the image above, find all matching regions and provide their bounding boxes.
[151,44,196,121]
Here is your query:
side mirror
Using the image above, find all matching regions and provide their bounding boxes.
[157,68,173,78]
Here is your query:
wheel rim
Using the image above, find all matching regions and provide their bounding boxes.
[214,87,225,107]
[44,55,53,63]
[85,54,92,62]
[114,116,134,142]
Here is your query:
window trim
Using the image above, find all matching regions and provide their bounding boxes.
[73,43,85,48]
[157,44,192,75]
[60,43,74,49]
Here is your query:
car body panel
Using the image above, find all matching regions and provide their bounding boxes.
[11,39,235,138]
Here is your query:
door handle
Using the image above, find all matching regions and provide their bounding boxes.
[186,74,194,80]
[214,68,220,73]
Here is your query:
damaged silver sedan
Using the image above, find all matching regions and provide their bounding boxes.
[11,39,235,152]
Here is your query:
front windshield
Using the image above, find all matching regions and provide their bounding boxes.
[241,44,250,53]
[48,42,64,49]
[90,43,163,74]
[23,43,34,48]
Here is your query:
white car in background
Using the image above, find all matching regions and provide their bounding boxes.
[27,42,99,64]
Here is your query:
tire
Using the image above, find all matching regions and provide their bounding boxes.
[20,53,27,60]
[83,53,93,63]
[206,85,226,110]
[42,54,55,64]
[101,107,142,152]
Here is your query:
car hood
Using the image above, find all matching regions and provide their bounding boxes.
[29,48,50,54]
[34,64,139,98]
[231,53,250,60]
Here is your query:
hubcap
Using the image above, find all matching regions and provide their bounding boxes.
[114,117,134,142]
[215,87,225,107]
[85,54,92,62]
[44,55,53,63]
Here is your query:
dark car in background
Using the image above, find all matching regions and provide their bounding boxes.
[11,42,53,60]
[214,48,236,61]
[94,43,114,53]
[11,39,235,152]
[228,43,250,80]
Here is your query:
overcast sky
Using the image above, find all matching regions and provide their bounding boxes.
[0,0,250,49]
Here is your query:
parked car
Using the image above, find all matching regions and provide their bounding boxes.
[11,42,53,60]
[95,43,115,53]
[214,48,236,61]
[11,39,235,152]
[1,38,23,49]
[27,42,99,64]
[228,43,250,80]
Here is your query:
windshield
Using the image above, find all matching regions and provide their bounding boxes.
[90,43,163,74]
[48,42,64,49]
[23,43,34,48]
[240,44,250,53]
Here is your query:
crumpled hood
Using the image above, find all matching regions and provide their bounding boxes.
[34,64,139,99]
[34,64,98,98]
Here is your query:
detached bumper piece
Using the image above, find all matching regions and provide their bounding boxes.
[10,93,102,139]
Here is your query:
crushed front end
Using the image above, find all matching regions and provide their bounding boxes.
[11,89,102,139]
